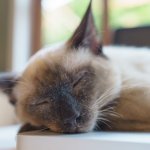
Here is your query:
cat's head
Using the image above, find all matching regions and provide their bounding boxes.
[0,2,121,133]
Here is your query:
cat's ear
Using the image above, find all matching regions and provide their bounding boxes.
[67,1,102,55]
[0,73,18,105]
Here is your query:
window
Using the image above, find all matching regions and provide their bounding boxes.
[41,0,102,45]
[110,0,150,28]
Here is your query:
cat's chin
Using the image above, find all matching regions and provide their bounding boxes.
[48,125,94,134]
[49,128,91,134]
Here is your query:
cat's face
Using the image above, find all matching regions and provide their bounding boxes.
[14,44,120,133]
[0,2,121,133]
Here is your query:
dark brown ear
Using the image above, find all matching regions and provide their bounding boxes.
[0,72,18,105]
[67,1,102,55]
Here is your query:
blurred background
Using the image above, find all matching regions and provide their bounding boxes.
[0,0,150,72]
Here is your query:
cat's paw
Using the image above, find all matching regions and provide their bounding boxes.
[18,123,46,133]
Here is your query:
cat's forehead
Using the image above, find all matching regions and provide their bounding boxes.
[22,43,95,81]
[14,44,96,101]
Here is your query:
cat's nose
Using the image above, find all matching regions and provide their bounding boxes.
[58,96,81,129]
[63,112,80,127]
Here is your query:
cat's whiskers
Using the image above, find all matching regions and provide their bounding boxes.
[97,116,112,129]
[93,80,150,110]
[91,80,150,130]
[94,122,102,130]
[92,86,118,109]
[99,108,121,118]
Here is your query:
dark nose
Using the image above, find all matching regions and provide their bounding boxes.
[57,86,81,131]
[62,111,80,129]
[59,100,81,129]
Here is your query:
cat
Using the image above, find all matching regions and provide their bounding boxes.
[0,1,150,133]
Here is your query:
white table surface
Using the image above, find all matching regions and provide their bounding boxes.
[18,130,150,150]
[0,125,20,149]
[1,125,150,150]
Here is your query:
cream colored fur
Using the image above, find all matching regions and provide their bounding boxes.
[104,46,150,131]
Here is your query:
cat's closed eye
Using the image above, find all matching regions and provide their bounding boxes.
[30,98,50,106]
[72,70,89,88]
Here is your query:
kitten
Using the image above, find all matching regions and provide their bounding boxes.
[0,2,150,133]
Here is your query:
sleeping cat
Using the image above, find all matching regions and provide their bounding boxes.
[0,2,150,133]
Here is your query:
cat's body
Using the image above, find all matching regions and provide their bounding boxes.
[0,2,150,132]
[104,46,150,131]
